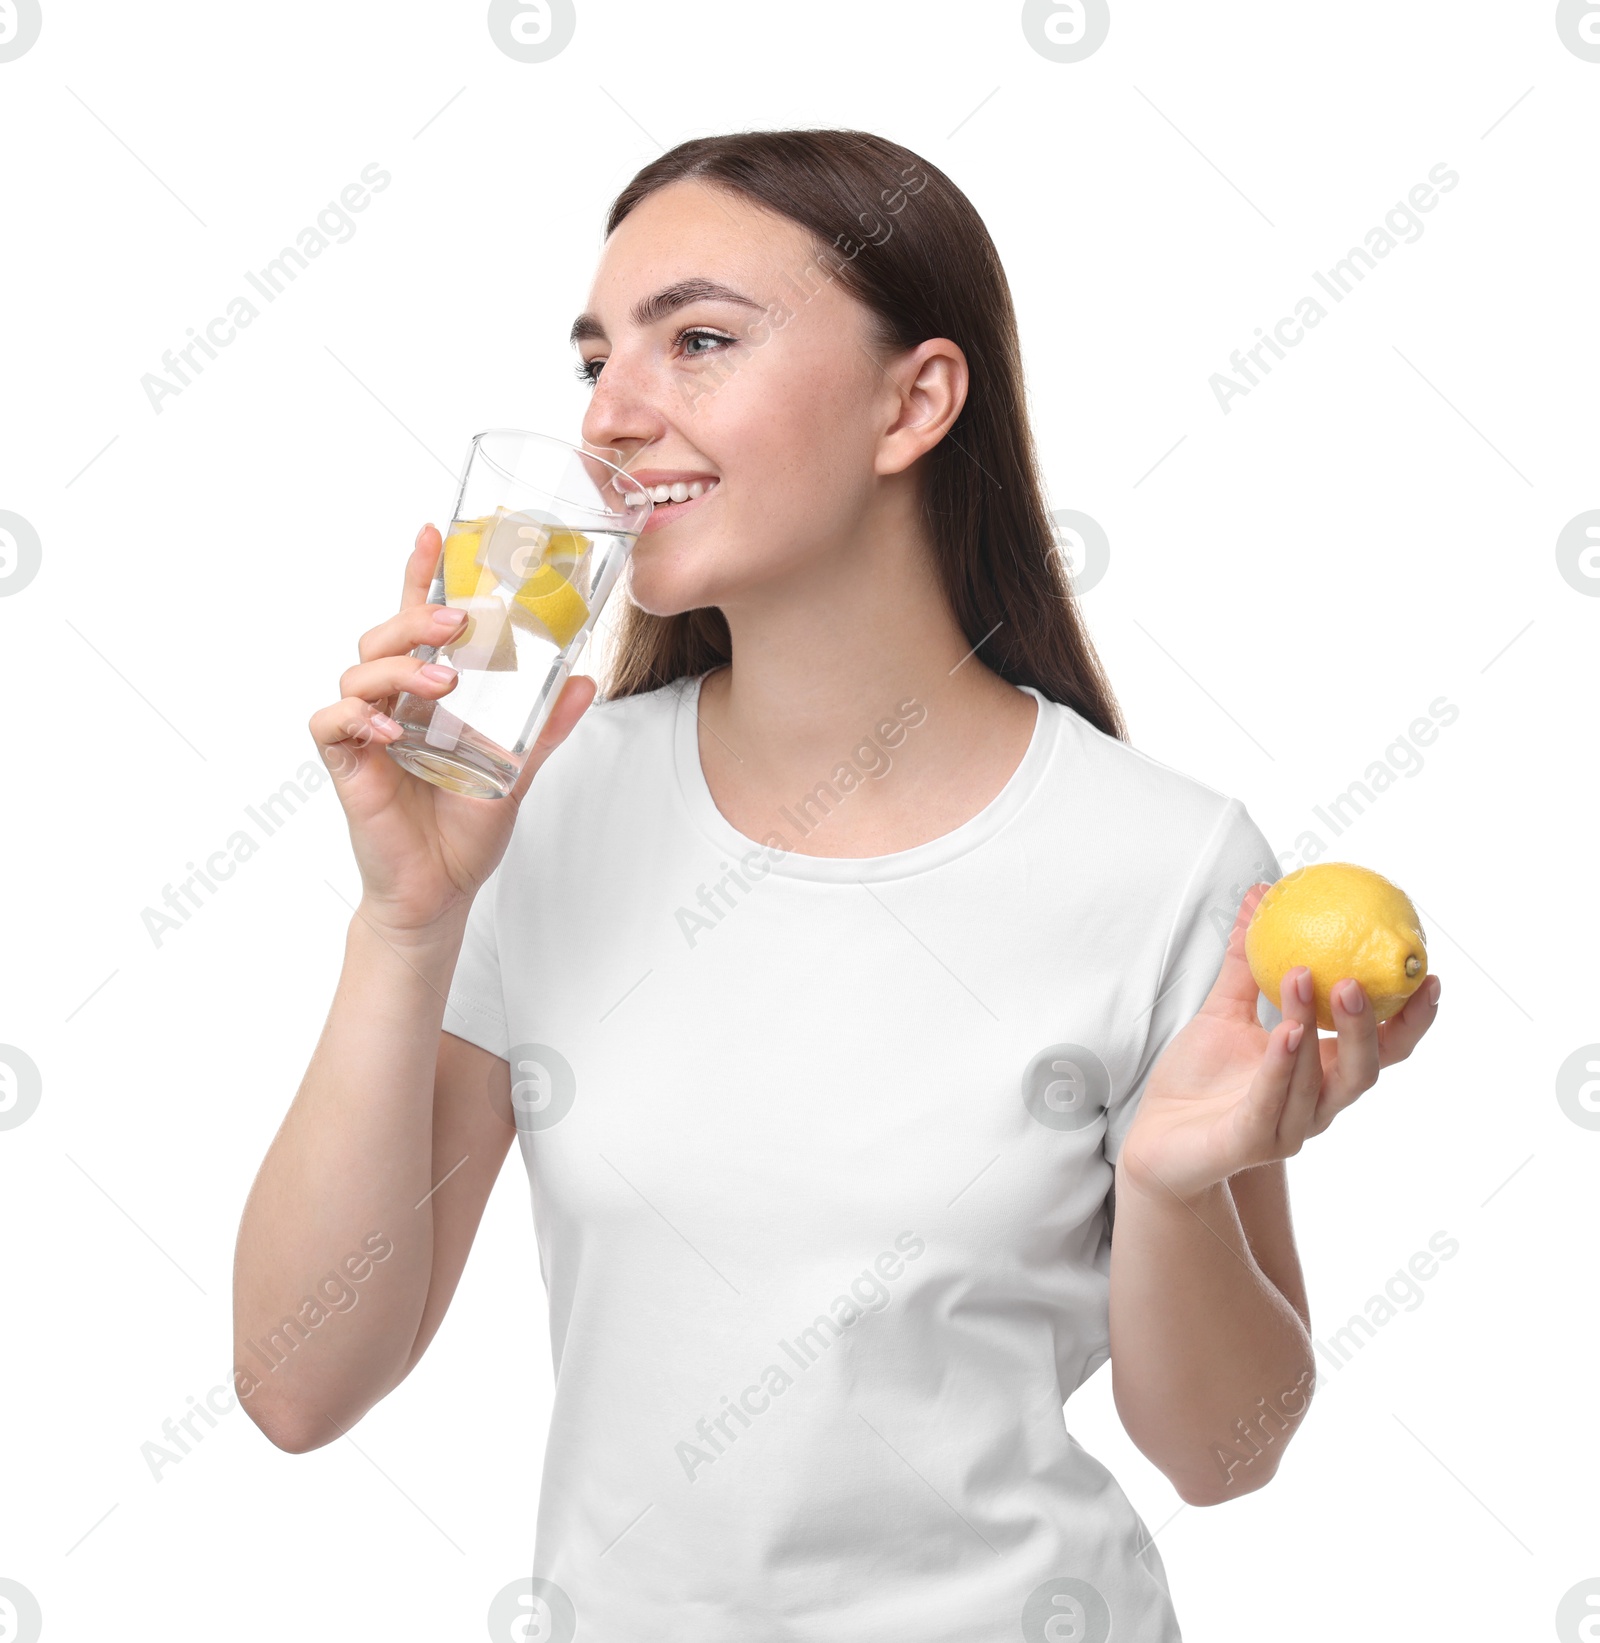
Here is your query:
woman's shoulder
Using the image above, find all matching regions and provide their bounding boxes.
[584,675,688,742]
[1045,694,1235,811]
[506,674,686,827]
[1041,693,1272,871]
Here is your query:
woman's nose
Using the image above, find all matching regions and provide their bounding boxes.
[580,350,665,459]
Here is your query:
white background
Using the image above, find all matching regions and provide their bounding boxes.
[2,1,1595,1638]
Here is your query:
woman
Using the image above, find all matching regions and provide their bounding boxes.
[234,128,1441,1638]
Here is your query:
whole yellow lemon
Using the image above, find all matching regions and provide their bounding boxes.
[1245,862,1427,1031]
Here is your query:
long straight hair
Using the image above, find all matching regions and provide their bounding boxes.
[597,128,1128,744]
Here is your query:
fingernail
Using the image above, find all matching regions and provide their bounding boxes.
[1338,981,1365,1014]
[1426,977,1441,1006]
[420,663,456,682]
[432,606,467,628]
[373,712,401,735]
[415,524,431,548]
[1285,1021,1304,1052]
[1296,968,1314,1005]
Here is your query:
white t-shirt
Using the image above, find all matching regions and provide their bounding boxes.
[443,671,1283,1642]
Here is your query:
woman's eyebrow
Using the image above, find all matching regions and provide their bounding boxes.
[569,278,763,345]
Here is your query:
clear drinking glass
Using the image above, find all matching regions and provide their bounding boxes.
[385,430,653,799]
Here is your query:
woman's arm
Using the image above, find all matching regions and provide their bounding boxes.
[1228,1159,1310,1331]
[398,1030,519,1377]
[1107,1165,1314,1506]
[231,908,509,1453]
[238,526,599,1454]
[1106,883,1439,1505]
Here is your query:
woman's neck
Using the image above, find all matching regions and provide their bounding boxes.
[694,584,1038,859]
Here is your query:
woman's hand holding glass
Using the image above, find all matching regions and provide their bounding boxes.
[307,523,596,939]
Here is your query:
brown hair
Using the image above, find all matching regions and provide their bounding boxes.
[598,127,1128,743]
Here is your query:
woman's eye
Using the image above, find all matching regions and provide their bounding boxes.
[572,329,732,388]
[679,328,732,358]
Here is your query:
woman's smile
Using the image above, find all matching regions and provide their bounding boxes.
[622,471,722,532]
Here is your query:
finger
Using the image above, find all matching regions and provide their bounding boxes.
[309,695,405,781]
[1275,966,1324,1150]
[359,600,469,664]
[1310,976,1382,1131]
[1233,1017,1304,1160]
[1208,882,1277,1022]
[402,523,443,610]
[1375,972,1441,1070]
[338,653,461,706]
[507,673,598,803]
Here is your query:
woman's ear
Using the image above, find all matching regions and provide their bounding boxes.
[873,337,969,477]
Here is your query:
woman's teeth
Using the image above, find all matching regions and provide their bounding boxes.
[622,480,715,507]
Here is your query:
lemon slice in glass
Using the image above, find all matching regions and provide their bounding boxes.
[479,511,558,593]
[442,515,499,603]
[509,562,589,647]
[440,514,517,668]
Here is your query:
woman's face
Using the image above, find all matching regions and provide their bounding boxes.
[574,179,899,617]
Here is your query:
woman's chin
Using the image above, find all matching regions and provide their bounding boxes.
[624,561,723,620]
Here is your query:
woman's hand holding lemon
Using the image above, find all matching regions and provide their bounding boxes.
[1118,866,1442,1208]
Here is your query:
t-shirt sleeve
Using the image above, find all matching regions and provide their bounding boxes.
[1103,797,1284,1177]
[441,872,511,1061]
